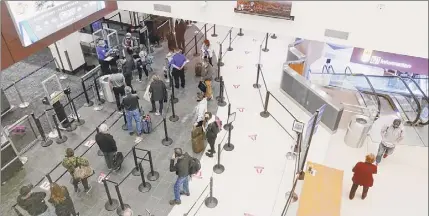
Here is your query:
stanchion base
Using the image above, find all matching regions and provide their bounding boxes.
[223,124,234,131]
[122,124,128,131]
[75,119,85,126]
[169,115,179,122]
[217,101,227,107]
[227,47,233,52]
[216,96,224,101]
[132,167,141,176]
[97,150,104,156]
[147,171,160,181]
[41,139,53,147]
[172,97,179,104]
[162,138,173,146]
[260,111,270,118]
[204,197,218,208]
[285,191,299,202]
[56,136,68,144]
[213,164,225,174]
[262,48,270,52]
[238,33,244,36]
[66,124,78,132]
[19,102,30,109]
[223,143,235,151]
[105,199,119,211]
[99,99,106,104]
[218,62,224,67]
[193,53,200,57]
[138,182,152,193]
[211,34,218,37]
[116,204,131,215]
[84,101,94,107]
[298,171,305,180]
[214,77,221,82]
[253,84,261,89]
[271,35,277,39]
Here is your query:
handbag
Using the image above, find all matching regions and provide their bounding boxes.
[143,84,152,102]
[73,157,93,180]
[198,81,207,93]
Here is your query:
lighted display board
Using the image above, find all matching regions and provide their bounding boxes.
[5,1,106,47]
[234,0,294,20]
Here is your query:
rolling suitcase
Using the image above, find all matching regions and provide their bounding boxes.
[195,62,202,77]
[113,152,124,170]
[142,114,152,134]
[191,126,205,153]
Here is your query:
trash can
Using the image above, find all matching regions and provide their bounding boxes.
[344,115,373,148]
[99,75,115,103]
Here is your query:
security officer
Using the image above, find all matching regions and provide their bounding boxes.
[96,40,113,75]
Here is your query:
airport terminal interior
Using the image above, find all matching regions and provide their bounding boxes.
[1,1,428,216]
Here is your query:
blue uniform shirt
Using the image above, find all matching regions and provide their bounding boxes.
[169,53,187,69]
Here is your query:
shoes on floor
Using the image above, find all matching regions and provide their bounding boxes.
[155,112,160,116]
[383,154,388,158]
[205,152,213,158]
[180,191,190,196]
[208,149,216,154]
[129,132,135,136]
[169,199,181,205]
[149,110,156,113]
[84,186,92,193]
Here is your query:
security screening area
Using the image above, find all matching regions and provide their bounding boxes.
[1,2,428,216]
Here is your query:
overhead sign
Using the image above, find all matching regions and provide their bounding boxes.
[234,1,294,20]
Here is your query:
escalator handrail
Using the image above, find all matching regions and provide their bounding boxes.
[345,66,353,74]
[406,76,429,125]
[327,65,336,74]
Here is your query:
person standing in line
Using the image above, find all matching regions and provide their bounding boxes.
[194,92,208,126]
[48,183,79,216]
[169,48,189,89]
[61,148,92,193]
[95,124,118,170]
[349,154,377,200]
[149,75,168,116]
[201,39,214,66]
[137,49,150,81]
[204,112,222,157]
[376,119,404,165]
[17,184,50,216]
[122,86,142,136]
[169,148,190,205]
[109,70,126,111]
[122,49,136,93]
[175,19,187,52]
[201,56,213,100]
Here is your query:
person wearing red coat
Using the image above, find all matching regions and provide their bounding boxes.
[349,154,377,200]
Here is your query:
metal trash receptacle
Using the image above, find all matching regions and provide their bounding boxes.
[99,75,115,103]
[344,115,372,148]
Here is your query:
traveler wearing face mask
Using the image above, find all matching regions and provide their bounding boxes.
[376,119,404,165]
[96,40,113,75]
[122,33,135,53]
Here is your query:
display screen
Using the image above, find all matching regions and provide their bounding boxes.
[5,1,106,47]
[234,0,294,20]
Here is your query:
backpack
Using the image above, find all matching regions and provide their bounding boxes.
[188,156,201,176]
[141,114,152,134]
[113,152,124,169]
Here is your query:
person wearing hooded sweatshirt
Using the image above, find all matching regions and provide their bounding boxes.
[376,118,404,165]
[122,86,142,136]
[204,112,222,157]
[194,92,208,127]
[122,33,135,52]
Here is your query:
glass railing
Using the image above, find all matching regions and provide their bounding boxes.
[405,77,429,125]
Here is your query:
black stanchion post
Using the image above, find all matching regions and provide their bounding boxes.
[217,43,224,69]
[81,80,94,107]
[260,91,271,118]
[146,151,160,181]
[193,35,199,57]
[69,95,85,126]
[103,180,119,211]
[271,33,277,39]
[223,124,235,151]
[114,184,130,216]
[96,127,104,156]
[238,28,244,36]
[253,64,261,89]
[213,144,225,174]
[138,162,152,193]
[171,83,178,103]
[52,115,67,144]
[204,24,207,40]
[131,147,140,176]
[169,94,179,122]
[223,104,234,131]
[93,76,105,104]
[262,33,270,52]
[227,30,233,51]
[45,174,53,184]
[211,24,218,37]
[161,117,173,146]
[122,107,128,131]
[204,177,218,208]
[217,77,227,107]
[31,113,53,147]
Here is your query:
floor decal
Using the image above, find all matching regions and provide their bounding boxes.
[245,51,251,55]
[192,170,203,179]
[237,108,245,112]
[244,213,255,216]
[39,181,50,190]
[254,166,264,174]
[97,172,109,184]
[248,134,257,141]
[237,65,243,70]
[233,84,240,89]
[84,140,95,147]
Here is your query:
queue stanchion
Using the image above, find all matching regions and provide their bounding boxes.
[223,117,235,151]
[103,180,119,211]
[114,184,130,216]
[13,83,30,108]
[93,76,105,104]
[204,24,207,40]
[204,177,218,208]
[138,162,152,193]
[227,30,233,51]
[217,77,227,107]
[271,33,277,39]
[253,63,262,89]
[96,127,104,156]
[223,103,234,131]
[65,88,85,126]
[169,95,179,122]
[238,28,244,36]
[161,117,173,146]
[31,113,53,147]
[131,147,140,176]
[217,43,224,70]
[211,24,218,37]
[122,107,128,131]
[146,150,160,181]
[52,114,67,144]
[213,144,225,174]
[262,33,270,52]
[81,79,94,107]
[260,91,271,118]
[45,173,53,184]
[171,82,179,103]
[193,35,199,57]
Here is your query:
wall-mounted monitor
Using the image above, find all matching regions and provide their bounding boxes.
[5,1,106,47]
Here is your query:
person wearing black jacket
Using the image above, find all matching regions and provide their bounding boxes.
[122,49,136,93]
[17,184,50,216]
[48,183,78,216]
[149,75,168,116]
[169,148,190,205]
[95,123,118,169]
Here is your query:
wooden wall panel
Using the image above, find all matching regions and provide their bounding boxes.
[1,1,118,70]
[1,34,14,70]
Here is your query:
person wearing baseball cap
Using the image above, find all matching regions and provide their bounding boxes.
[17,184,49,216]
